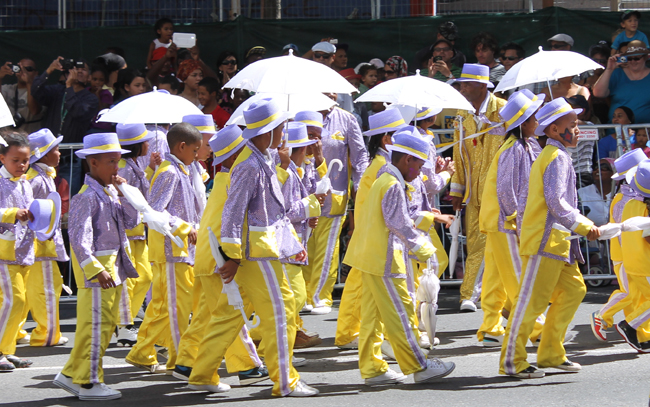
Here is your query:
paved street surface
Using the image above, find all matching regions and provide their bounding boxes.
[1,286,648,407]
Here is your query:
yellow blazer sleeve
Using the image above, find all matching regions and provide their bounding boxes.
[316,159,327,179]
[0,208,18,224]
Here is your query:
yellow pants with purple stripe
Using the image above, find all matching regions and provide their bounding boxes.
[0,264,28,355]
[125,239,153,320]
[26,261,64,347]
[305,215,345,308]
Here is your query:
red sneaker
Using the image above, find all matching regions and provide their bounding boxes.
[590,312,607,342]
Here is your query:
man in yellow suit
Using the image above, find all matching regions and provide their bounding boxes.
[450,64,507,312]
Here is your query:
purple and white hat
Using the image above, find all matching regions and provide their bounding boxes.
[415,106,443,122]
[116,123,155,146]
[630,158,650,198]
[295,111,324,128]
[28,191,61,241]
[209,124,247,166]
[387,125,433,168]
[75,133,130,159]
[286,122,317,148]
[364,109,406,137]
[499,90,544,132]
[242,98,290,140]
[454,63,494,88]
[534,98,583,136]
[28,128,63,165]
[183,114,216,134]
[613,148,647,181]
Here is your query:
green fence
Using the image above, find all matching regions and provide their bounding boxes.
[0,7,644,80]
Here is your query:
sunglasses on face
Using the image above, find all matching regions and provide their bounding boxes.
[433,47,451,53]
[500,56,519,61]
[551,43,568,49]
[627,56,644,61]
[221,60,237,66]
[592,58,607,64]
[314,53,332,59]
[598,164,612,172]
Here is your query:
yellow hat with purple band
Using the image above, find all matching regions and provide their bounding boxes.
[28,128,63,165]
[183,114,216,134]
[386,125,433,168]
[454,63,494,88]
[28,191,61,241]
[209,124,247,166]
[534,97,583,136]
[499,90,544,132]
[116,123,154,146]
[364,109,406,137]
[75,133,130,159]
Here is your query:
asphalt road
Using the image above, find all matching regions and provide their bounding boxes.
[1,286,648,407]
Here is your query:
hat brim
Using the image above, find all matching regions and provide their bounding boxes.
[386,145,433,168]
[287,139,318,148]
[364,124,405,137]
[213,137,248,166]
[624,166,639,184]
[120,130,156,146]
[415,108,443,122]
[505,99,544,132]
[30,136,64,165]
[30,192,62,241]
[534,108,583,136]
[75,147,131,159]
[241,112,291,140]
[454,77,494,89]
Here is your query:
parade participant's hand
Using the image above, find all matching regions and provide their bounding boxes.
[295,248,307,262]
[444,158,455,176]
[0,62,13,80]
[308,217,318,228]
[16,209,34,222]
[96,270,117,289]
[149,152,162,170]
[586,225,601,241]
[431,207,441,215]
[314,193,326,206]
[112,175,127,196]
[435,156,445,173]
[435,213,455,228]
[278,139,291,170]
[46,57,64,75]
[312,140,324,167]
[218,259,239,284]
[188,228,198,245]
[451,196,464,211]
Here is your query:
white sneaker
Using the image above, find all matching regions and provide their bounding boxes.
[310,306,332,315]
[413,358,455,383]
[433,337,440,346]
[419,333,432,349]
[16,334,30,345]
[337,337,359,349]
[364,369,407,386]
[188,383,231,393]
[541,360,581,372]
[482,333,504,348]
[381,341,396,360]
[78,383,122,401]
[136,308,146,320]
[292,356,307,367]
[53,372,80,396]
[287,380,319,397]
[54,337,69,346]
[125,359,166,373]
[117,326,138,347]
[301,304,314,312]
[460,300,477,312]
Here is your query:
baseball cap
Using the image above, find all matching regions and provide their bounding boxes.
[369,58,385,69]
[547,33,574,46]
[312,41,336,54]
[621,10,641,22]
[283,43,300,54]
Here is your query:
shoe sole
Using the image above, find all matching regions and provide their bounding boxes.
[116,341,136,347]
[482,340,502,348]
[172,371,190,381]
[239,375,270,386]
[546,366,581,372]
[337,344,358,350]
[414,364,455,383]
[53,379,80,396]
[78,394,122,401]
[511,372,545,379]
[460,308,476,313]
[590,315,607,342]
[125,359,160,373]
[616,324,642,351]
[187,384,230,393]
[365,377,407,387]
[294,341,322,349]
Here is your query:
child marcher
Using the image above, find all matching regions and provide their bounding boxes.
[477,90,545,348]
[183,114,215,214]
[276,122,325,348]
[335,108,405,349]
[500,98,600,379]
[25,128,69,347]
[53,133,137,400]
[615,158,650,352]
[0,133,34,371]
[591,149,650,343]
[126,123,202,373]
[612,10,649,53]
[147,18,174,69]
[114,123,159,346]
[345,126,455,386]
[174,124,269,386]
[294,111,328,196]
[189,98,319,397]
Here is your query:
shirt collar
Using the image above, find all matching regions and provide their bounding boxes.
[546,138,568,152]
[386,163,406,189]
[167,153,189,174]
[476,91,490,116]
[0,166,24,181]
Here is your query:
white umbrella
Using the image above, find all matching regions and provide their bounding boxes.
[0,93,14,131]
[447,210,462,279]
[226,92,337,126]
[223,51,357,95]
[356,70,475,112]
[494,47,604,94]
[415,258,440,349]
[98,89,203,124]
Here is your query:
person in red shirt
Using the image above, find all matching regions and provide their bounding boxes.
[198,77,230,129]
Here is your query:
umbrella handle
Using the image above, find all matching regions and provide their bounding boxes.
[243,310,261,329]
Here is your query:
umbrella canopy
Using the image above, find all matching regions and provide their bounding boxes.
[356,71,475,112]
[494,47,604,93]
[98,89,203,124]
[226,92,337,126]
[0,93,14,129]
[223,52,357,95]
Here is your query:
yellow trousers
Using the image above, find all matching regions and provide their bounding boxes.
[461,202,485,301]
[478,232,544,341]
[500,255,585,375]
[126,239,153,320]
[624,274,650,332]
[284,263,307,329]
[600,265,650,342]
[176,275,261,373]
[359,272,427,379]
[305,215,345,307]
[335,267,363,346]
[26,261,63,347]
[189,259,299,397]
[0,264,28,355]
[62,285,122,384]
[126,262,193,370]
